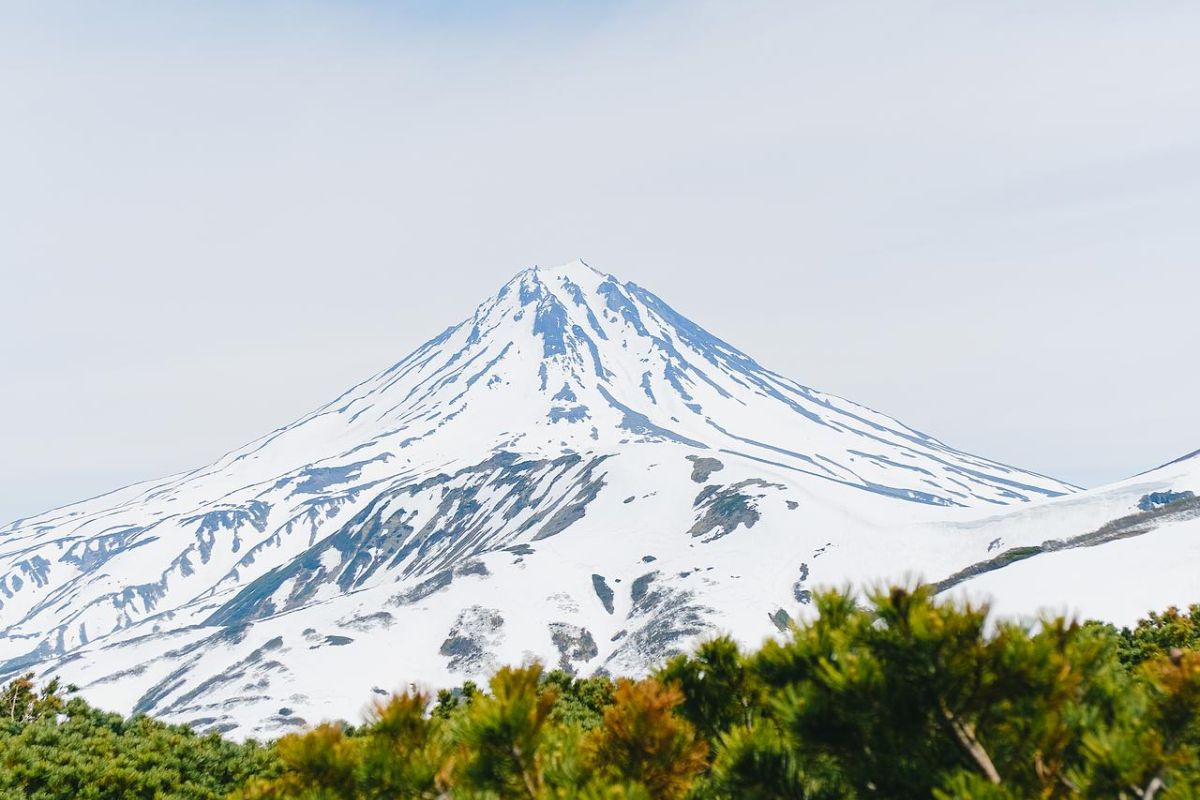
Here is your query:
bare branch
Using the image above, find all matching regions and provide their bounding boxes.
[940,701,1001,785]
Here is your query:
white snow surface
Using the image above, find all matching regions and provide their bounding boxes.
[0,260,1191,738]
[942,450,1200,625]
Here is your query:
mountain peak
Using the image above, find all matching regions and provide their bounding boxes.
[501,259,609,299]
[529,258,604,281]
[290,261,1074,509]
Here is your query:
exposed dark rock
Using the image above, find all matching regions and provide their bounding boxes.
[792,562,812,605]
[203,452,610,627]
[186,717,218,728]
[533,459,610,540]
[548,405,590,423]
[135,636,287,717]
[1139,490,1195,512]
[686,455,725,483]
[440,606,504,674]
[591,574,615,614]
[338,611,394,631]
[630,572,658,606]
[455,559,490,577]
[318,635,353,647]
[548,623,598,673]
[389,569,454,606]
[267,714,308,728]
[607,582,714,670]
[283,456,390,496]
[59,527,152,572]
[687,480,782,542]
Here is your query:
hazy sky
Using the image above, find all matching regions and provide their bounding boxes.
[3,1,1198,523]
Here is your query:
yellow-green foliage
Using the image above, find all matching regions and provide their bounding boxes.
[6,586,1200,799]
[1115,604,1200,668]
[235,665,707,799]
[0,677,276,800]
[584,678,707,800]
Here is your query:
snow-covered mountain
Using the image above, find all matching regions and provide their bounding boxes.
[2,259,1184,739]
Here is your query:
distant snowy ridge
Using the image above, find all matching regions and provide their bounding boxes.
[937,448,1200,623]
[3,259,1182,740]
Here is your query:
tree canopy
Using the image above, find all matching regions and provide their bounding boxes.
[0,677,276,800]
[4,587,1200,799]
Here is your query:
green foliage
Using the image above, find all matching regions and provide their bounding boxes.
[434,679,482,720]
[1112,604,1200,668]
[711,586,1200,799]
[235,691,449,799]
[540,669,616,730]
[0,672,69,727]
[656,636,760,743]
[8,588,1200,799]
[584,678,707,800]
[238,665,704,799]
[450,664,562,796]
[703,723,845,800]
[0,681,276,800]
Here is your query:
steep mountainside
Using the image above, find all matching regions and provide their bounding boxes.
[0,261,1086,737]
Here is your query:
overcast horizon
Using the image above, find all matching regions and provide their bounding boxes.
[3,1,1199,524]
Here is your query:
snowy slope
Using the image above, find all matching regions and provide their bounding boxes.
[939,450,1200,625]
[0,260,1091,737]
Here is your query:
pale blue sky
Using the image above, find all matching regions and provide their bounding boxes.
[2,1,1199,523]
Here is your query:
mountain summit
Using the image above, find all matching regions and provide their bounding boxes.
[176,258,1072,508]
[1,261,1079,736]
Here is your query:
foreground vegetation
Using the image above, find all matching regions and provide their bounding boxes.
[3,587,1200,799]
[0,675,275,799]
